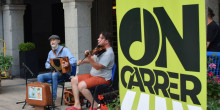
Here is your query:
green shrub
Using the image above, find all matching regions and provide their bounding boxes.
[18,42,36,51]
[107,95,120,110]
[0,52,13,72]
[207,53,220,109]
[60,43,65,47]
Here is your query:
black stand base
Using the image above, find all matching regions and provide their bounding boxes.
[16,99,27,109]
[48,105,55,110]
[16,63,35,109]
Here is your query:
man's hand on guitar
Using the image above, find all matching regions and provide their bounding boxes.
[62,61,69,68]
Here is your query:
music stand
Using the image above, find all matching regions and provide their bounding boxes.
[47,61,62,110]
[16,63,35,109]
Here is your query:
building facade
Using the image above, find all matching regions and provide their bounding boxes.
[0,0,219,77]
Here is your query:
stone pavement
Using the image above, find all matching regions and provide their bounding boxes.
[0,78,88,110]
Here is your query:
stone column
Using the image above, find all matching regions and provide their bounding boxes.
[3,5,25,76]
[0,5,3,52]
[61,0,93,74]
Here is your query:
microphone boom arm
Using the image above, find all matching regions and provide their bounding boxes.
[22,63,35,76]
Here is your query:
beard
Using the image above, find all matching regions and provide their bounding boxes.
[51,42,59,50]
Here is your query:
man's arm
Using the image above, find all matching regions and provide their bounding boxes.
[65,48,77,66]
[77,50,95,65]
[45,52,51,69]
[207,42,211,48]
[77,55,95,65]
[87,55,104,70]
[88,50,113,70]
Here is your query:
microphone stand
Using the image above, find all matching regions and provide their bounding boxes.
[47,61,61,110]
[16,63,35,109]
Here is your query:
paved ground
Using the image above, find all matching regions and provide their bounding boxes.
[0,78,88,110]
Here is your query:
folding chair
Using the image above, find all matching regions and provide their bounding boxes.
[47,65,76,105]
[91,63,117,109]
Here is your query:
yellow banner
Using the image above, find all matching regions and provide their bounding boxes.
[117,0,206,110]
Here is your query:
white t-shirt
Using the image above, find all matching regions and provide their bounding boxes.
[90,47,115,80]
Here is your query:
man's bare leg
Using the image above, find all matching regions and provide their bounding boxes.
[78,81,98,108]
[71,76,81,108]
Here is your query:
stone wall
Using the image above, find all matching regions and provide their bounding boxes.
[0,6,3,54]
[0,76,1,93]
[5,0,24,5]
[207,0,219,25]
[3,5,25,76]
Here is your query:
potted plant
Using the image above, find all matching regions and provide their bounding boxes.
[0,52,13,79]
[97,91,120,110]
[207,53,220,109]
[19,42,39,79]
[19,42,36,51]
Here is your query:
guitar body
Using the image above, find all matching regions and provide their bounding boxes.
[50,57,71,73]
